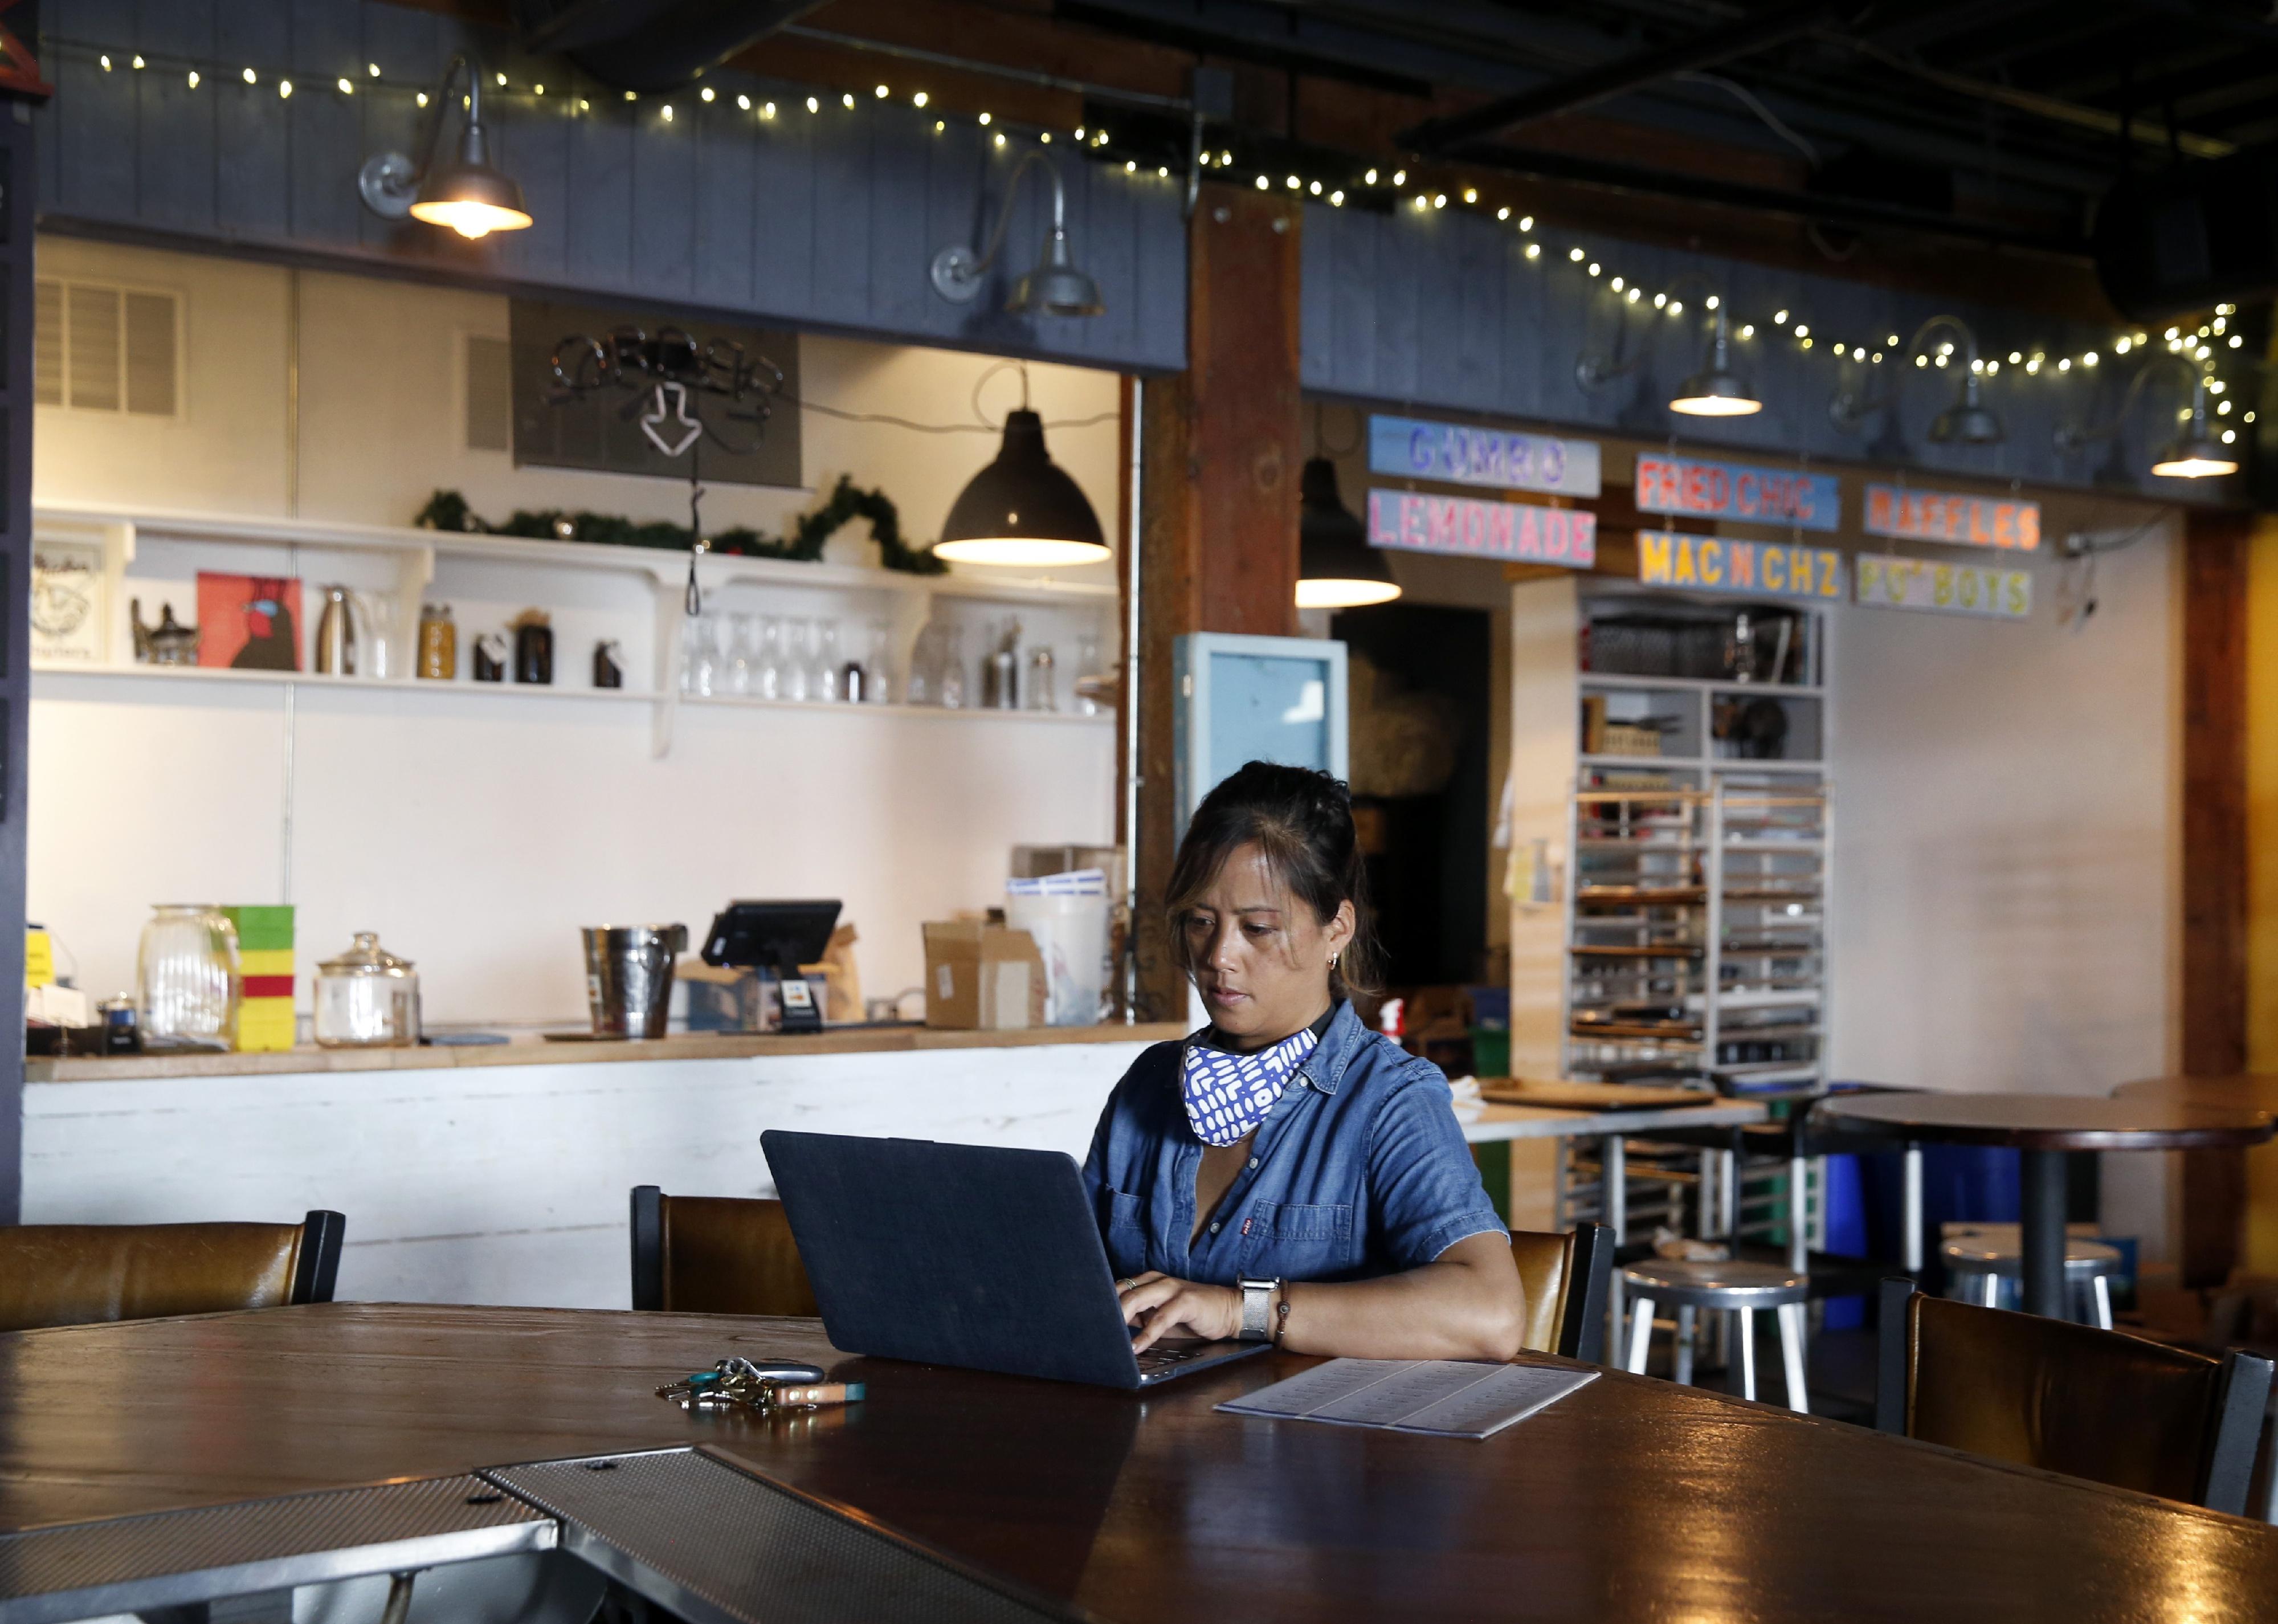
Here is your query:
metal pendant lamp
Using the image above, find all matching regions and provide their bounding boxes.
[934,409,1111,567]
[358,56,532,239]
[1297,458,1399,609]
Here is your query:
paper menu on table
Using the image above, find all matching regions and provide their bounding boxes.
[1216,1358,1597,1440]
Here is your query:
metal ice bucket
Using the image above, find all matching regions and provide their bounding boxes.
[582,924,688,1039]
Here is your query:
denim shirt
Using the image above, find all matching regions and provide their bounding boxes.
[1081,1001,1506,1286]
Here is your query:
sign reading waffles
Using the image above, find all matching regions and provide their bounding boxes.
[1636,531,1844,601]
[1864,484,2040,550]
[1367,489,1596,567]
[1634,454,1840,532]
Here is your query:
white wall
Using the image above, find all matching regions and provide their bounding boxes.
[1826,522,2180,1256]
[30,236,1124,1021]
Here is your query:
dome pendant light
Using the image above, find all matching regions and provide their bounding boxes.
[2055,353,2235,480]
[358,55,532,239]
[1669,307,1761,417]
[1297,458,1400,609]
[934,408,1111,566]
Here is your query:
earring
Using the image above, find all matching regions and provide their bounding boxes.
[1330,953,1340,969]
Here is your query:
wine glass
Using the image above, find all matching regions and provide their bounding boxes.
[783,619,812,702]
[756,615,783,700]
[939,624,967,709]
[727,613,756,695]
[864,618,893,704]
[815,619,843,703]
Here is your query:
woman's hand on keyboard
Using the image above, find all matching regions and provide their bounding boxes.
[1116,1272,1241,1352]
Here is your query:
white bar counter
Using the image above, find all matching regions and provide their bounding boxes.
[25,1024,1181,1309]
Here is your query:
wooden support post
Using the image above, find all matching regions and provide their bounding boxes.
[2181,507,2252,1287]
[1132,182,1304,1019]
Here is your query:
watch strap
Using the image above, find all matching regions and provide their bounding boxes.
[1239,1278,1279,1342]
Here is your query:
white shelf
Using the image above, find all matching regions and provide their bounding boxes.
[1579,753,1824,773]
[1580,671,1824,698]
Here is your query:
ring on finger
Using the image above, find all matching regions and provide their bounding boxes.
[1115,1278,1135,1292]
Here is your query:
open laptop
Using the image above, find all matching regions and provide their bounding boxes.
[761,1131,1269,1390]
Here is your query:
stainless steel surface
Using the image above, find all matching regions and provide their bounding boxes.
[1617,1258,1810,1305]
[0,1476,553,1624]
[487,1448,1079,1624]
[314,586,357,676]
[581,925,688,1040]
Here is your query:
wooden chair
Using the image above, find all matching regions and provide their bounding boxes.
[1510,1222,1615,1363]
[1876,1278,2273,1515]
[630,1186,818,1316]
[0,1210,345,1334]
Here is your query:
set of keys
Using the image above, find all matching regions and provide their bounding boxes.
[656,1357,866,1415]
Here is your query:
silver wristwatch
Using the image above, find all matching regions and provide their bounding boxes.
[1238,1278,1281,1343]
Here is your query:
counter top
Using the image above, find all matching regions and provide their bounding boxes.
[26,1021,1187,1083]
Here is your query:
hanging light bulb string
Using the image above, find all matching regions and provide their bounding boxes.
[45,32,2251,447]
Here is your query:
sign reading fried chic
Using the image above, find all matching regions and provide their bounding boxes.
[1855,553,2031,619]
[1634,454,1840,532]
[1367,414,1603,496]
[1367,489,1597,568]
[1636,530,1844,601]
[1863,484,2041,550]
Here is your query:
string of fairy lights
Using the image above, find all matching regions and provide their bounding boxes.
[55,34,2255,445]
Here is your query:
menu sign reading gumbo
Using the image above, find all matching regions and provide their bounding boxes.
[1369,415,1602,496]
[1634,454,1840,532]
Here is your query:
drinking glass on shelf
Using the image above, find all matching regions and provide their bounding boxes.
[756,615,784,700]
[814,619,843,703]
[864,618,893,704]
[684,614,722,697]
[905,625,935,705]
[783,619,812,702]
[939,624,968,709]
[1027,645,1058,712]
[138,904,239,1051]
[728,613,756,695]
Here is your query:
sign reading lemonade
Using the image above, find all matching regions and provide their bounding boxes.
[1636,530,1844,600]
[1855,553,2031,620]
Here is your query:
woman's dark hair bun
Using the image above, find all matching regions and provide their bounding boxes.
[1165,760,1381,999]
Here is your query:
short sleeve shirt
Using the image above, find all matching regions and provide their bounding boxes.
[1080,1001,1507,1284]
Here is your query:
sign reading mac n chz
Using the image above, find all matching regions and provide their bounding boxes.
[1368,489,1597,568]
[1863,484,2040,550]
[1368,415,1603,496]
[1634,454,1840,532]
[1637,531,1844,601]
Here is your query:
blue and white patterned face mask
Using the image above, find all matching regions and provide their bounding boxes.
[1181,1025,1321,1146]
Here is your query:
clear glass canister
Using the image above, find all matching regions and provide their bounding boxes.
[138,905,240,1050]
[314,932,422,1048]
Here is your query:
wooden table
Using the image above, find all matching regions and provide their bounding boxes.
[7,1303,2278,1621]
[1819,1092,2274,1318]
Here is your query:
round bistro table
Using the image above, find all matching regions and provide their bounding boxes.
[1816,1092,2273,1319]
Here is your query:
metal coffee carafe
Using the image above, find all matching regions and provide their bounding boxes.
[582,924,688,1039]
[315,586,358,675]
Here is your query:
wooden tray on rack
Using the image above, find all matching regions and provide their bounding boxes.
[1480,1078,1718,1111]
[1576,885,1707,904]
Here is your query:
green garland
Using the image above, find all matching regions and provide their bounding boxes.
[413,476,947,576]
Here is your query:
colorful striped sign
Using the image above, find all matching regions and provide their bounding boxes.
[1855,553,2031,619]
[1636,531,1844,600]
[1634,454,1840,532]
[1864,484,2040,550]
[1367,414,1602,496]
[1367,489,1597,567]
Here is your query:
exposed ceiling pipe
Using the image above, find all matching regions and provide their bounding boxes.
[508,0,832,93]
[1399,0,1855,153]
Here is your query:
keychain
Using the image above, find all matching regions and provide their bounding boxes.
[658,1357,865,1414]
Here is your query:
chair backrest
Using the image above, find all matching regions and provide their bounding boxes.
[0,1210,344,1335]
[630,1186,819,1317]
[1875,1278,2273,1515]
[1510,1223,1613,1364]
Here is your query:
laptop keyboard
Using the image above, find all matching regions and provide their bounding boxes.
[1134,1340,1218,1374]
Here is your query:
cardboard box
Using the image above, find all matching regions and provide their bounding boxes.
[922,920,1045,1030]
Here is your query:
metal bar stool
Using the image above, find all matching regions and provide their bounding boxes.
[1940,1231,2122,1329]
[1621,1257,1811,1412]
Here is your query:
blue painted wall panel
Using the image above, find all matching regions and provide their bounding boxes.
[39,0,1187,374]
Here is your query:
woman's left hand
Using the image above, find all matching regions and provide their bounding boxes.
[1116,1271,1242,1352]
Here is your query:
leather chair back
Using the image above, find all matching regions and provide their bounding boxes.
[0,1211,344,1334]
[1877,1279,2273,1513]
[1510,1223,1612,1362]
[631,1188,819,1317]
[1510,1229,1571,1356]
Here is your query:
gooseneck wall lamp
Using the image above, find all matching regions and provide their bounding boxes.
[1829,315,2003,445]
[358,56,532,239]
[930,152,1105,317]
[2054,352,2237,480]
[1576,273,1759,419]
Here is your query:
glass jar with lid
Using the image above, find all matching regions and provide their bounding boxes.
[137,904,240,1050]
[314,932,422,1048]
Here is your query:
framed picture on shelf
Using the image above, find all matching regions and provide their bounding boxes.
[197,573,303,671]
[31,540,105,663]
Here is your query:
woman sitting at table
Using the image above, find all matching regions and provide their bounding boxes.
[1085,760,1524,1361]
